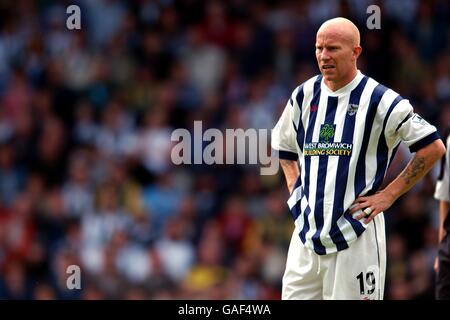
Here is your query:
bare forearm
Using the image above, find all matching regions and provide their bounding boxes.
[383,140,446,202]
[280,159,300,194]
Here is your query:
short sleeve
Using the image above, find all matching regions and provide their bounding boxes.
[271,94,298,161]
[435,134,450,202]
[385,99,439,152]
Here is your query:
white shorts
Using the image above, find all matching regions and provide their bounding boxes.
[282,213,386,300]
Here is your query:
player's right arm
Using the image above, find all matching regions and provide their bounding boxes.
[271,88,302,194]
[280,159,300,194]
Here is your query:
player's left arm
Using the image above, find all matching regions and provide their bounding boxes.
[351,139,446,223]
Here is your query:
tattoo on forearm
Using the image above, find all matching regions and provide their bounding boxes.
[401,156,426,184]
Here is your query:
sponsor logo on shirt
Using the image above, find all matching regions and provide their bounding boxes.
[304,123,353,157]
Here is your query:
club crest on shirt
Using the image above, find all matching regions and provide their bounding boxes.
[347,103,359,116]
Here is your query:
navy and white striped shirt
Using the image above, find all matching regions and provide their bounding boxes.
[272,71,440,255]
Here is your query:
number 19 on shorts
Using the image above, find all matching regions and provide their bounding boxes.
[356,265,380,299]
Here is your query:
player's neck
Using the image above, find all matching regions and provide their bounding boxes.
[324,69,358,92]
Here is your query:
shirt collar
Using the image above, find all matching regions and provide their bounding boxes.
[321,70,364,96]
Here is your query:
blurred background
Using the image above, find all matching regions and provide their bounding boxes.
[0,0,449,300]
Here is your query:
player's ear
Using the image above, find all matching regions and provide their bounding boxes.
[353,46,362,60]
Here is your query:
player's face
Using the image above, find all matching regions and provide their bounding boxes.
[315,31,356,85]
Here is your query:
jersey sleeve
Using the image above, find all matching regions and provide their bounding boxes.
[435,134,450,202]
[385,99,440,152]
[271,93,299,161]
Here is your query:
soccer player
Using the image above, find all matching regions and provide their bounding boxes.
[271,17,446,300]
[434,127,450,300]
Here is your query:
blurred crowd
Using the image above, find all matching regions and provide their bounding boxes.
[0,0,449,300]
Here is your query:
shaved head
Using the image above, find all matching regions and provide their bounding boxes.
[317,17,360,47]
[315,17,362,91]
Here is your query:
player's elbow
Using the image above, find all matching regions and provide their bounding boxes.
[416,139,446,163]
[428,138,446,160]
[435,138,446,158]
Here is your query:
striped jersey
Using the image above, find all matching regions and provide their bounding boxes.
[272,70,440,255]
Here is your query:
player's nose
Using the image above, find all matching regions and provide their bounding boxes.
[319,50,331,60]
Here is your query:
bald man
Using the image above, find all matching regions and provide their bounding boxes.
[272,17,445,299]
